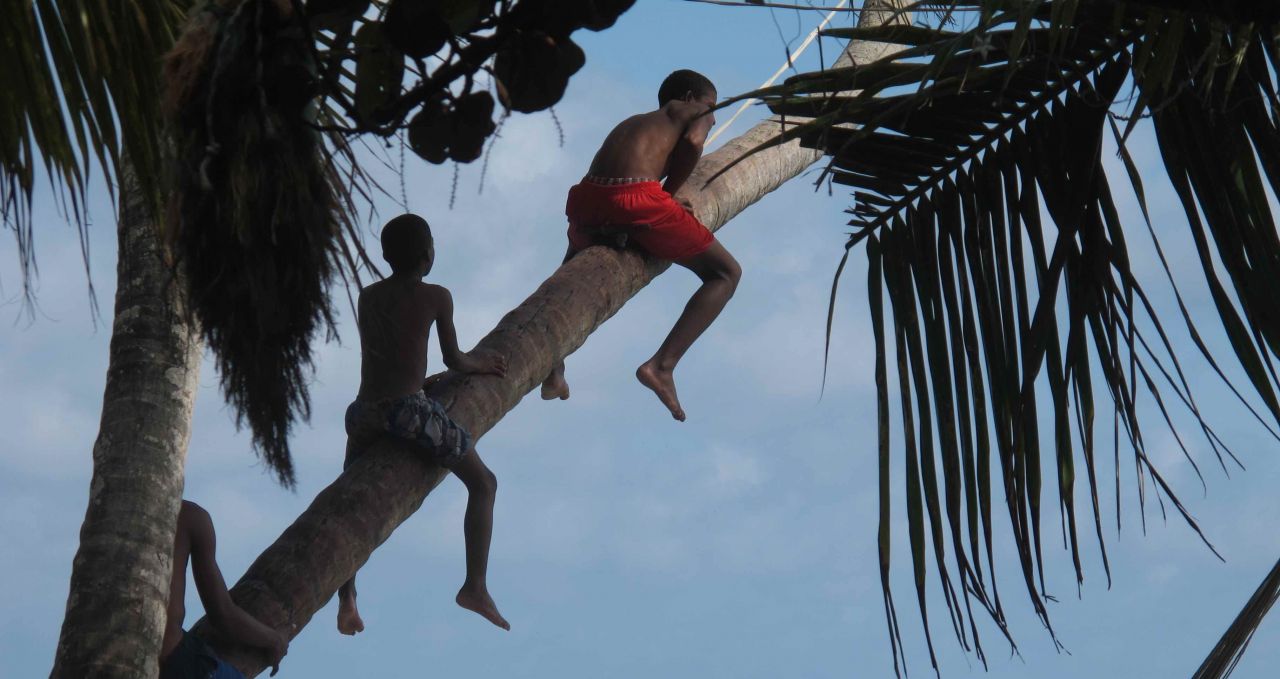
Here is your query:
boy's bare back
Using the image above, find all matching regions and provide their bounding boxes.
[355,279,451,401]
[587,100,716,182]
[340,214,510,634]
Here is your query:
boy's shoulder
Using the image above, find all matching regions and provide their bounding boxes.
[389,280,452,309]
[360,278,445,297]
[179,499,209,522]
[420,281,451,301]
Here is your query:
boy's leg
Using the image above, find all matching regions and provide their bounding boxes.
[541,243,579,400]
[337,435,366,635]
[449,448,510,630]
[337,578,363,635]
[636,240,741,421]
[541,359,570,400]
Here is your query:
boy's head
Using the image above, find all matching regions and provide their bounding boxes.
[658,69,716,108]
[381,213,435,276]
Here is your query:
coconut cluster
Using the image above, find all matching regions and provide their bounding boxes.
[314,0,634,164]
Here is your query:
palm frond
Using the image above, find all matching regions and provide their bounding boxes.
[1,0,189,306]
[162,0,368,487]
[732,0,1280,673]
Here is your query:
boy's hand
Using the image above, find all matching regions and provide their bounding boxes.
[469,350,508,377]
[267,630,289,676]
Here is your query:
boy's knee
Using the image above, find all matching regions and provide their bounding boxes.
[479,465,498,494]
[699,252,741,289]
[717,256,742,292]
[725,257,742,286]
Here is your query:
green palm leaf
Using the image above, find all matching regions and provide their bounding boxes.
[1,0,189,303]
[726,1,1280,673]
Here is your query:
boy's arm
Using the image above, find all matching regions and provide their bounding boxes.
[662,109,716,198]
[185,504,289,675]
[432,287,507,377]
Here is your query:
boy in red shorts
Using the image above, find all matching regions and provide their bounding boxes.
[540,69,741,421]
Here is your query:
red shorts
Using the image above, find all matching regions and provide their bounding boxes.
[565,180,714,261]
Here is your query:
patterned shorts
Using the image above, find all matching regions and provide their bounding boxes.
[344,392,472,469]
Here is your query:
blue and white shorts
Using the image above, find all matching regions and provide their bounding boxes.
[344,392,472,469]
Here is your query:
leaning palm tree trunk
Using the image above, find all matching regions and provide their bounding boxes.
[1192,556,1280,679]
[189,3,910,674]
[50,163,203,679]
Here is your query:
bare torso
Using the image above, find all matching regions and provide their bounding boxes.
[356,278,444,401]
[587,101,712,180]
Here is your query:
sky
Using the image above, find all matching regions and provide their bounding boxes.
[4,2,1280,678]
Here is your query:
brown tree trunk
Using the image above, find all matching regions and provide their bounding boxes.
[196,4,910,674]
[50,164,203,679]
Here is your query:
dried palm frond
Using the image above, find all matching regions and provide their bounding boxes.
[164,0,359,487]
[156,0,639,485]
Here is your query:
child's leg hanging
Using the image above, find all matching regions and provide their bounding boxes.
[449,448,510,630]
[637,240,742,421]
[541,242,580,401]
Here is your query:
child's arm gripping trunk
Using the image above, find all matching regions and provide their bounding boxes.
[186,504,289,674]
[435,287,508,377]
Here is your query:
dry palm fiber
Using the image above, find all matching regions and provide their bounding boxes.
[164,0,350,487]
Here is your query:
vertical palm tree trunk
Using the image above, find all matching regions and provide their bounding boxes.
[192,3,910,675]
[50,163,203,679]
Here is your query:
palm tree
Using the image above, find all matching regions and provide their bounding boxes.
[50,161,204,679]
[186,1,1280,671]
[7,1,631,675]
[3,0,179,283]
[181,4,915,675]
[4,3,204,678]
[723,0,1280,675]
[26,0,1275,676]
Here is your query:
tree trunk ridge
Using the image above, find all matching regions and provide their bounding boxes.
[196,4,908,674]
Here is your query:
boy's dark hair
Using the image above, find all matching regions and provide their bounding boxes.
[658,69,715,106]
[381,213,434,273]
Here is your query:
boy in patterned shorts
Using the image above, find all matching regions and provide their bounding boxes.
[338,214,510,634]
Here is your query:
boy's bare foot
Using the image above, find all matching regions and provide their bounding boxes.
[636,361,685,421]
[337,597,365,635]
[540,373,570,401]
[456,584,511,631]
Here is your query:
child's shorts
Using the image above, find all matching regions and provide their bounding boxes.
[565,179,714,261]
[161,630,244,679]
[344,392,472,469]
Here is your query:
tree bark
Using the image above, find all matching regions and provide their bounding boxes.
[50,164,203,679]
[196,3,909,674]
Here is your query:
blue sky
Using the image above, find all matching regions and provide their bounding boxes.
[4,2,1280,678]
